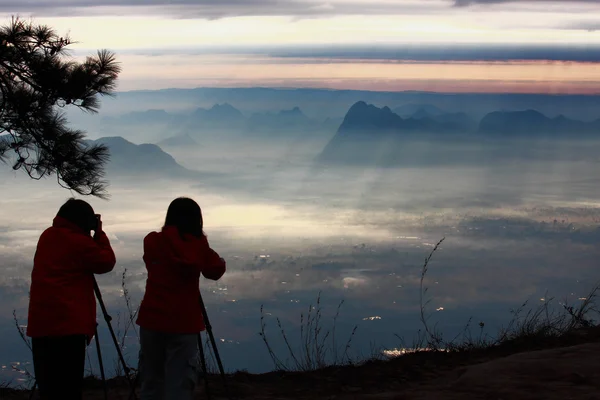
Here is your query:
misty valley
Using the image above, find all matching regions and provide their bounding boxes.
[1,88,600,384]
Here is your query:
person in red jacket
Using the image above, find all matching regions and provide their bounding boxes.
[27,198,116,400]
[136,197,226,400]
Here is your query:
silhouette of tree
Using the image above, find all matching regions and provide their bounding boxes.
[0,17,121,198]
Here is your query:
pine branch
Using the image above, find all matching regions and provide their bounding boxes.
[0,17,120,197]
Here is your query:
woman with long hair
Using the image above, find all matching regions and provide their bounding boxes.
[136,197,226,399]
[27,198,116,400]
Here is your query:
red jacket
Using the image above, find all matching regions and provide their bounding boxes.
[136,226,226,333]
[27,216,116,338]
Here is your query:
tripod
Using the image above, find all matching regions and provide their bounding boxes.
[93,277,138,400]
[197,290,230,400]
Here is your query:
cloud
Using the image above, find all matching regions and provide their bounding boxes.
[562,21,600,31]
[0,0,445,18]
[103,41,600,63]
[264,44,600,62]
[0,0,600,19]
[455,0,600,5]
[0,0,597,29]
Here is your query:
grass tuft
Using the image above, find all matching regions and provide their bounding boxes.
[259,291,358,371]
[395,236,600,356]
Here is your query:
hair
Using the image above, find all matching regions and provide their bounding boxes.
[56,198,96,233]
[163,197,204,238]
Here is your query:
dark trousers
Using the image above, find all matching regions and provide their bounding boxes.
[32,335,87,400]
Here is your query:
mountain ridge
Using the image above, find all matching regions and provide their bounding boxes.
[84,136,192,177]
[336,101,475,136]
[478,109,600,135]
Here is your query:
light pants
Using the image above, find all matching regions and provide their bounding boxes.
[139,327,199,400]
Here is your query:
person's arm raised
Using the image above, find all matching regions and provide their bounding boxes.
[201,238,226,281]
[160,228,225,279]
[77,230,117,274]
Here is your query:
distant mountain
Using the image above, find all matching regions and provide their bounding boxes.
[337,101,408,134]
[395,106,478,132]
[157,133,198,148]
[98,109,184,144]
[96,103,342,141]
[85,136,191,177]
[410,109,435,120]
[393,104,444,118]
[478,110,600,136]
[429,112,478,132]
[276,106,311,125]
[317,101,424,164]
[246,106,316,133]
[188,103,246,131]
[105,87,600,123]
[318,101,481,165]
[344,101,396,129]
[333,101,471,136]
[193,103,244,120]
[102,109,177,126]
[97,101,407,145]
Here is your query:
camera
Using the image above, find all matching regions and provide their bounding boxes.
[91,214,101,232]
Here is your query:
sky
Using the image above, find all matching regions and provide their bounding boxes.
[1,0,600,93]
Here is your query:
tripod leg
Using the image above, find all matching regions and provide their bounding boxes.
[94,326,108,400]
[198,293,230,398]
[28,380,36,400]
[93,278,138,399]
[197,333,211,400]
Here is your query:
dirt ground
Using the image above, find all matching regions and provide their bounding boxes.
[4,327,600,399]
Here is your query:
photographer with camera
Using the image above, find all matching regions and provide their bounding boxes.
[136,197,226,400]
[26,198,116,400]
